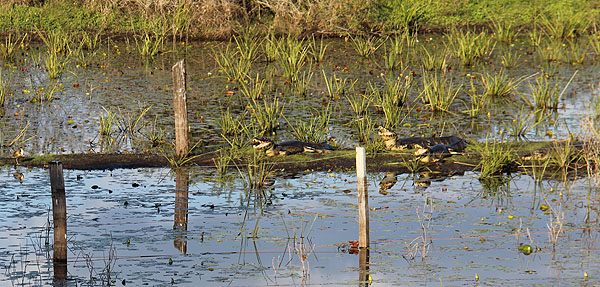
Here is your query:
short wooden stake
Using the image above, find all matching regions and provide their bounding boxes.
[356,147,369,248]
[172,59,189,158]
[49,160,67,281]
[173,168,189,254]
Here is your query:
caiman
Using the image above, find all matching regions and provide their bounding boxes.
[414,144,458,163]
[251,138,335,157]
[377,126,467,152]
[521,140,584,161]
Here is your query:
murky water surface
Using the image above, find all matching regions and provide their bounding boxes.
[0,36,599,156]
[1,166,599,286]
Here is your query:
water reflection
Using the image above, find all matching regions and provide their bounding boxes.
[173,168,189,254]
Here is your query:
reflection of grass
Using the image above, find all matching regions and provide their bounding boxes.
[236,151,274,190]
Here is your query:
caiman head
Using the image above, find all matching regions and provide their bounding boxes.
[377,126,397,140]
[251,138,274,150]
[377,126,408,150]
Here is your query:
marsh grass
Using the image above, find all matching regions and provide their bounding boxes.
[369,75,412,127]
[141,115,167,148]
[43,52,69,79]
[526,72,576,110]
[463,79,487,118]
[115,105,152,136]
[384,45,403,71]
[0,69,8,107]
[27,77,60,103]
[275,36,308,82]
[500,48,522,69]
[98,107,117,137]
[135,32,165,58]
[240,74,266,100]
[323,70,356,99]
[588,33,600,61]
[504,106,540,139]
[38,29,71,55]
[549,137,583,177]
[248,96,284,135]
[480,70,528,98]
[217,107,245,136]
[539,10,590,40]
[236,150,274,190]
[491,20,519,43]
[445,28,496,66]
[420,46,448,71]
[308,35,328,63]
[1,33,26,62]
[263,33,278,62]
[564,39,587,65]
[346,93,371,117]
[214,44,251,82]
[472,137,514,179]
[536,38,566,62]
[213,147,237,178]
[421,72,461,112]
[291,70,313,96]
[234,28,262,63]
[349,34,385,58]
[286,103,331,143]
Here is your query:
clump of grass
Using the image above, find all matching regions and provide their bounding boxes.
[141,115,167,148]
[445,28,496,66]
[234,27,262,63]
[368,75,412,128]
[286,103,331,143]
[500,48,521,69]
[526,72,576,111]
[216,107,244,135]
[564,39,586,65]
[348,34,385,58]
[346,93,371,118]
[503,106,537,139]
[292,70,313,96]
[214,44,251,82]
[248,96,284,136]
[491,20,519,43]
[472,137,514,179]
[421,72,461,112]
[1,33,26,62]
[322,70,357,99]
[263,33,278,62]
[420,46,448,71]
[237,151,274,190]
[240,74,266,100]
[308,35,328,63]
[0,69,8,107]
[463,78,486,118]
[98,107,117,137]
[539,10,590,40]
[134,17,169,57]
[536,38,565,62]
[588,33,600,62]
[275,35,309,82]
[480,69,523,98]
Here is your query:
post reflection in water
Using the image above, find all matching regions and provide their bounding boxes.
[358,247,370,287]
[173,168,190,254]
[49,161,67,284]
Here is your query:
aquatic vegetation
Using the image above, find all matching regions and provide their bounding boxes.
[421,72,461,112]
[141,115,167,148]
[588,33,600,62]
[536,38,565,62]
[480,69,522,98]
[384,45,403,71]
[0,69,8,107]
[291,70,313,96]
[463,79,486,118]
[236,151,274,190]
[527,72,576,110]
[274,35,309,82]
[0,33,26,62]
[233,29,262,63]
[500,48,521,69]
[217,107,245,136]
[420,46,448,71]
[43,52,69,79]
[248,96,284,135]
[349,34,385,58]
[214,44,251,82]
[445,28,496,66]
[213,147,236,178]
[369,75,412,128]
[491,20,518,43]
[472,137,514,179]
[346,93,371,118]
[97,107,117,137]
[115,105,152,136]
[135,31,166,58]
[564,39,586,65]
[38,29,71,56]
[240,74,266,100]
[539,10,590,40]
[287,103,331,143]
[263,33,278,63]
[323,70,356,99]
[308,35,328,63]
[404,197,433,262]
[504,106,537,139]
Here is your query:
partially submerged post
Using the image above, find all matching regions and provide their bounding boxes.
[49,160,67,282]
[356,147,369,248]
[173,168,190,254]
[172,59,189,158]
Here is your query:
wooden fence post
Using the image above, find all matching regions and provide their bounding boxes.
[356,147,369,248]
[172,59,189,158]
[49,160,67,282]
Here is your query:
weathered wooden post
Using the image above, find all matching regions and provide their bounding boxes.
[173,167,189,254]
[172,59,189,158]
[356,146,369,248]
[49,160,67,282]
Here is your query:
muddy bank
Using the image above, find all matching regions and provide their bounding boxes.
[0,142,565,175]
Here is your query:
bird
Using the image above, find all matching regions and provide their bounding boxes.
[13,172,24,183]
[12,148,24,165]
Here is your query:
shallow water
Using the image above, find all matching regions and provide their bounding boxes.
[1,166,599,286]
[0,36,598,157]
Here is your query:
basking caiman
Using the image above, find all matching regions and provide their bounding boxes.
[377,126,468,152]
[414,144,459,163]
[252,138,335,157]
